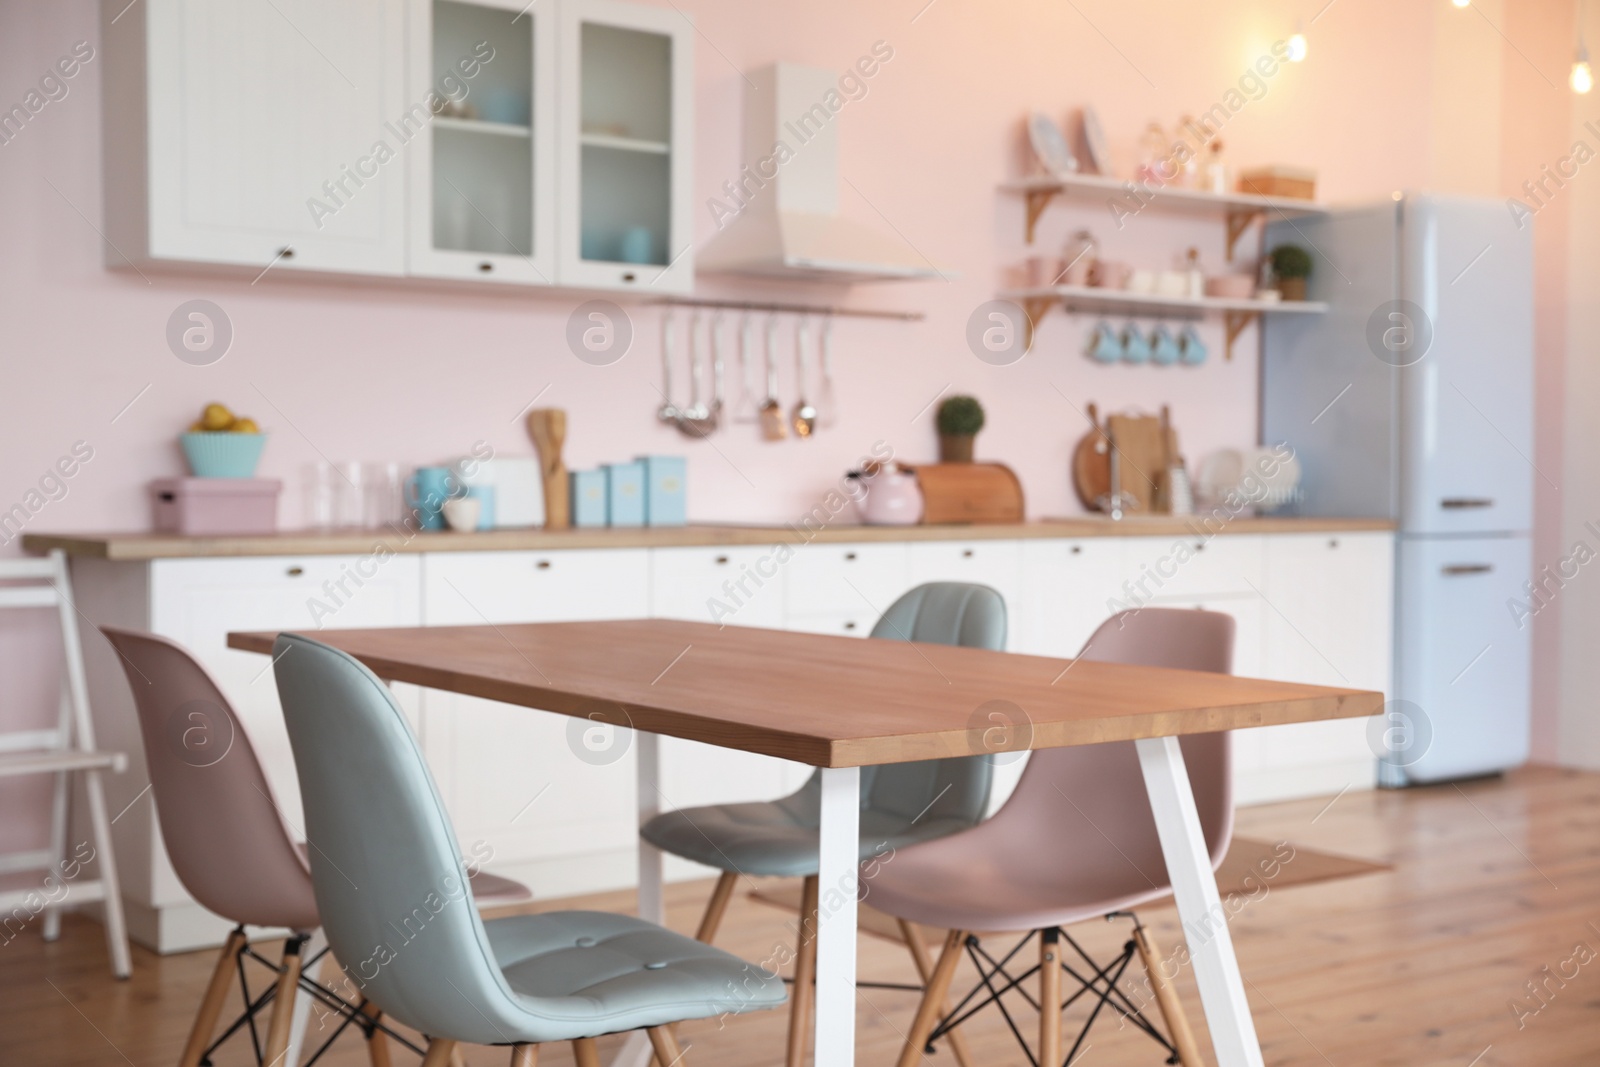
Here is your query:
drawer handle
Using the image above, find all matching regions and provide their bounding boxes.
[278,246,294,259]
[286,566,304,577]
[1442,563,1493,576]
[621,272,637,283]
[536,560,552,570]
[1328,538,1339,549]
[478,261,494,273]
[844,552,857,561]
[962,549,975,558]
[1441,497,1494,509]
[843,621,857,631]
[714,555,730,565]
[1193,542,1205,551]
[1070,545,1082,555]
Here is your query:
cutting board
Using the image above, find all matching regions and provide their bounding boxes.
[912,463,1025,524]
[1071,403,1111,510]
[458,457,544,528]
[1106,411,1168,514]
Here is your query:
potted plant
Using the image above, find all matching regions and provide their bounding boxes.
[936,395,985,463]
[1268,244,1312,302]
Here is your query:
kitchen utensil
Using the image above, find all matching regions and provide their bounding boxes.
[818,316,837,427]
[657,312,679,423]
[1122,324,1152,364]
[441,496,481,532]
[1088,322,1122,363]
[1080,106,1111,175]
[1027,111,1077,175]
[911,462,1025,524]
[759,316,787,440]
[1151,325,1182,366]
[406,465,459,531]
[682,311,710,421]
[1244,445,1302,511]
[524,408,570,529]
[180,432,267,478]
[849,463,924,525]
[1206,274,1255,299]
[734,314,762,423]
[791,317,817,438]
[1105,410,1168,513]
[1071,402,1112,510]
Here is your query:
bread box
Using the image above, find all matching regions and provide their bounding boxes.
[908,463,1025,524]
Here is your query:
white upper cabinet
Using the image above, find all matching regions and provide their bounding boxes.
[103,0,409,274]
[556,0,695,292]
[406,0,557,283]
[103,0,692,291]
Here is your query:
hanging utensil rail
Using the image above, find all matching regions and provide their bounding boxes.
[651,297,924,322]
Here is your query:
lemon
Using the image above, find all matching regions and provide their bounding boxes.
[231,417,260,434]
[200,402,234,431]
[187,420,206,433]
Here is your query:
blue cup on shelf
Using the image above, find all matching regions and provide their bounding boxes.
[406,466,459,531]
[1121,324,1152,364]
[1179,324,1209,365]
[619,226,654,265]
[1087,322,1122,363]
[1151,325,1182,366]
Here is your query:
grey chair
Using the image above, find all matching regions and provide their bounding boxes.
[640,582,1007,1067]
[273,633,786,1067]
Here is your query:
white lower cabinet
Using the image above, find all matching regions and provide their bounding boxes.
[421,550,649,896]
[78,528,1394,947]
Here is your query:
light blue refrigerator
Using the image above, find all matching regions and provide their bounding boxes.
[1262,194,1534,785]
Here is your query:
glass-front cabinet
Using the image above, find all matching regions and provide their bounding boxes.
[557,0,694,292]
[407,0,556,282]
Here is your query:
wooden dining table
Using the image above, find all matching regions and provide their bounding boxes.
[229,618,1383,1067]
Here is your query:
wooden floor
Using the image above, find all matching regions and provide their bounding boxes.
[5,766,1599,1066]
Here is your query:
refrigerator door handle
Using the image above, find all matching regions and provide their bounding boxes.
[1441,563,1494,576]
[1440,497,1495,509]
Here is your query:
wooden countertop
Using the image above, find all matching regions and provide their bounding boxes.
[23,516,1396,561]
[229,620,1384,767]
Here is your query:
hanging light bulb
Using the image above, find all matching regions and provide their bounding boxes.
[1452,0,1471,8]
[1286,21,1308,62]
[1575,44,1594,94]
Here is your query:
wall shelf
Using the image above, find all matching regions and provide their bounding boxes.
[580,131,670,154]
[1001,172,1327,259]
[997,284,1328,360]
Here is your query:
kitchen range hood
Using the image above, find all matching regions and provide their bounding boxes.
[697,63,945,283]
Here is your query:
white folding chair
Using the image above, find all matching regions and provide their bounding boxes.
[0,549,131,977]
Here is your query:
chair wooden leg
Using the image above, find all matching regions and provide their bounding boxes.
[261,936,307,1067]
[898,919,975,1067]
[895,929,967,1067]
[509,1045,539,1067]
[179,928,247,1067]
[1133,922,1204,1067]
[785,875,820,1067]
[695,871,739,944]
[572,1037,601,1067]
[421,1038,458,1067]
[359,1001,393,1067]
[450,1047,468,1067]
[647,1027,685,1064]
[1040,928,1063,1067]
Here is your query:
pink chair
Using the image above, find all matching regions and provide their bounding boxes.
[869,608,1235,1067]
[101,627,530,1067]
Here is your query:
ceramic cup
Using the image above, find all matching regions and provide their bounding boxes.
[1151,324,1182,365]
[1122,324,1153,363]
[1088,321,1122,363]
[1179,324,1208,364]
[442,496,482,532]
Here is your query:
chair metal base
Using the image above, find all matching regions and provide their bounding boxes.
[924,913,1183,1067]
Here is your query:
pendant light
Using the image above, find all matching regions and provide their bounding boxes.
[1577,3,1594,95]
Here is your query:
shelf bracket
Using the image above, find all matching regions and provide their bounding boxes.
[1223,309,1258,361]
[1024,188,1058,245]
[1019,296,1056,351]
[1225,209,1262,262]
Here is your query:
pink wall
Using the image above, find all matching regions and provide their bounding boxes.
[0,0,1578,841]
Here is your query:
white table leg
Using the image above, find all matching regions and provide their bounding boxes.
[814,766,861,1067]
[613,731,665,1067]
[1135,736,1265,1067]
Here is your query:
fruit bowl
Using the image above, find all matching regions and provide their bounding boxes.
[181,432,267,478]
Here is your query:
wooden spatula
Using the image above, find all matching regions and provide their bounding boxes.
[525,408,570,529]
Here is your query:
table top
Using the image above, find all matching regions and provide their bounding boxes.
[228,620,1384,768]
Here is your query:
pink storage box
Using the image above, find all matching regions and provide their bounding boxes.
[151,478,281,536]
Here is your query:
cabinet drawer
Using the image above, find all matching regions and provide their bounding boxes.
[651,546,784,628]
[784,542,909,618]
[1122,534,1264,601]
[1016,538,1128,656]
[786,610,876,639]
[423,549,649,625]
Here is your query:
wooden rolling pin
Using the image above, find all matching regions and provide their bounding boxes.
[525,408,570,529]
